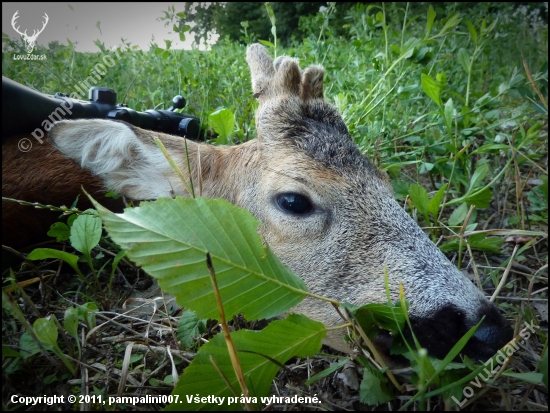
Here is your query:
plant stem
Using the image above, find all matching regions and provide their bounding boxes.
[465,46,480,108]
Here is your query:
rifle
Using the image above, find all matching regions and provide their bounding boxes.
[2,76,201,141]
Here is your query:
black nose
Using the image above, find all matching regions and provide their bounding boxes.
[408,302,513,361]
[473,323,508,348]
[464,302,514,360]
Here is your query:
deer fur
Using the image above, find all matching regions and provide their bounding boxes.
[3,44,512,359]
[2,136,123,249]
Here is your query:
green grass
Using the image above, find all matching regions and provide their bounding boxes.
[2,2,547,410]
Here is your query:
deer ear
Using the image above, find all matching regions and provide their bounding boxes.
[301,65,324,100]
[273,56,302,96]
[50,119,187,200]
[246,43,275,100]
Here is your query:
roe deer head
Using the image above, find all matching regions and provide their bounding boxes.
[47,44,512,359]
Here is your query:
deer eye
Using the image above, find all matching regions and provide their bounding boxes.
[276,193,313,215]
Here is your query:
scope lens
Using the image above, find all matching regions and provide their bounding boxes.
[178,118,200,140]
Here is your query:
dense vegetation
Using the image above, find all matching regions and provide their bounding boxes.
[2,2,547,411]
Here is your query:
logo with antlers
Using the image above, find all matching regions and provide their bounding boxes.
[11,10,49,54]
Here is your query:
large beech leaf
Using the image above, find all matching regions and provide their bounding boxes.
[91,196,308,321]
[165,314,326,411]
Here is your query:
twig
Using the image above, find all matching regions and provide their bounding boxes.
[490,244,519,302]
[206,253,253,410]
[458,205,476,270]
[522,53,548,111]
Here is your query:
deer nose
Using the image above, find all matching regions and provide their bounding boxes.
[470,301,514,350]
[408,302,512,361]
[472,323,511,349]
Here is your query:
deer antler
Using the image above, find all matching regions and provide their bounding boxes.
[11,10,27,37]
[11,11,49,41]
[246,44,325,106]
[28,13,49,40]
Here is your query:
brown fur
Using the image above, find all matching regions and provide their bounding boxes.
[2,136,123,249]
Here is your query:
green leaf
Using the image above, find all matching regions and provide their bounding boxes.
[19,332,43,359]
[469,234,503,253]
[426,6,436,38]
[540,347,548,389]
[441,370,467,403]
[305,359,348,386]
[419,162,435,174]
[27,248,84,278]
[464,187,492,208]
[470,143,510,154]
[392,180,410,199]
[359,365,393,406]
[70,213,102,259]
[486,18,498,34]
[258,39,274,48]
[421,73,441,107]
[78,302,99,329]
[449,203,469,226]
[111,250,126,279]
[130,354,143,364]
[437,12,462,37]
[166,314,325,411]
[177,310,207,349]
[408,183,429,216]
[2,346,20,357]
[440,233,503,254]
[208,108,235,144]
[63,307,79,341]
[33,318,58,347]
[469,163,489,191]
[502,372,543,384]
[264,2,276,22]
[43,374,59,385]
[92,197,309,321]
[526,185,547,212]
[68,214,78,228]
[457,48,471,73]
[343,302,406,337]
[47,222,70,242]
[436,71,447,86]
[401,42,416,60]
[428,184,448,220]
[467,21,478,44]
[481,18,487,34]
[444,98,454,132]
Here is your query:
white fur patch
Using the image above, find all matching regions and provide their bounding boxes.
[51,119,188,199]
